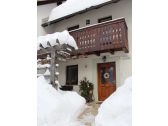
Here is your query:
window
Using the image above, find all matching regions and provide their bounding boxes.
[66,65,78,85]
[98,16,112,23]
[86,19,90,25]
[67,25,79,31]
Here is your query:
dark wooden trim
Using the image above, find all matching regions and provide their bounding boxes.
[67,25,79,31]
[42,0,120,27]
[98,16,112,23]
[37,0,66,6]
[66,65,78,85]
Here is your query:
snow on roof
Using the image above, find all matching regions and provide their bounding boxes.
[37,30,78,50]
[48,0,112,22]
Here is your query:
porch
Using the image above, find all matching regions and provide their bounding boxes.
[37,18,130,101]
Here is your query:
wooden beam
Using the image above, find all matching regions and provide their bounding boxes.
[37,43,77,62]
[39,43,44,49]
[47,41,51,47]
[56,39,60,45]
[94,51,100,56]
[50,49,56,89]
[37,44,71,55]
[122,47,129,53]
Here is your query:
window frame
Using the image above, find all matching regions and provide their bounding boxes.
[66,65,78,85]
[67,25,79,31]
[86,19,90,25]
[98,16,112,23]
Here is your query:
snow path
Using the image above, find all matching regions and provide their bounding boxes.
[77,102,100,126]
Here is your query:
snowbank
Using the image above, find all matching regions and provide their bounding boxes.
[49,0,111,21]
[37,30,78,50]
[37,76,86,126]
[95,77,132,126]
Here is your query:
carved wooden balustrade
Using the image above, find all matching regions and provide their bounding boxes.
[70,18,128,56]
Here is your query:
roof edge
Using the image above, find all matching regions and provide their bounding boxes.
[41,0,120,27]
[37,0,66,6]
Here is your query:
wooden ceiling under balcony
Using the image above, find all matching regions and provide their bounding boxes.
[70,18,129,56]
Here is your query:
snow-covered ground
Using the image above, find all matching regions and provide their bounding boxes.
[95,77,132,126]
[77,103,100,126]
[37,76,86,126]
[37,76,131,126]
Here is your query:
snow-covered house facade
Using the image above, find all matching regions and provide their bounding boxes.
[37,0,132,102]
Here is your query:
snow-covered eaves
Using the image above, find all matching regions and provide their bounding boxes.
[42,0,120,27]
[37,30,78,51]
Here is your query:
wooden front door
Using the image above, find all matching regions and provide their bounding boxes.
[98,62,116,101]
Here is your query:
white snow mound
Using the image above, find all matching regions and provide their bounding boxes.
[95,76,132,126]
[37,76,86,126]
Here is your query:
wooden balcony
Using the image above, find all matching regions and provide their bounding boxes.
[70,18,129,56]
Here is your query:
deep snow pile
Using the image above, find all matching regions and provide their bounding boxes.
[95,77,132,126]
[37,76,86,126]
[48,0,111,21]
[37,30,78,50]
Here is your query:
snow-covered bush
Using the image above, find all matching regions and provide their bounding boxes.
[95,77,132,126]
[37,76,86,126]
[79,77,94,102]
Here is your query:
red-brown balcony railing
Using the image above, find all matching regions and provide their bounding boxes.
[70,18,129,56]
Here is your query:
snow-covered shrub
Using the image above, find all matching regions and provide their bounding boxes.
[79,77,94,102]
[95,77,132,126]
[37,76,86,126]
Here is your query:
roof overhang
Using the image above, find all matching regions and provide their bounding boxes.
[37,0,66,6]
[41,0,120,27]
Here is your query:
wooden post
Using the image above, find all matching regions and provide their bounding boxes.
[50,49,57,89]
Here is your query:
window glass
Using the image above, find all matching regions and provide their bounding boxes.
[100,67,106,84]
[98,16,112,23]
[86,19,90,25]
[67,25,79,31]
[66,65,78,85]
[108,66,114,84]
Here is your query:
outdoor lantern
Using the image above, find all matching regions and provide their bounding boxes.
[102,56,107,62]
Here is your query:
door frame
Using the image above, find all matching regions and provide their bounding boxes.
[97,62,116,101]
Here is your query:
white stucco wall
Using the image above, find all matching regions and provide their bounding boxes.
[39,0,132,101]
[37,3,57,36]
[57,52,131,101]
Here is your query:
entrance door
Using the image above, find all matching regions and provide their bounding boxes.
[98,62,116,101]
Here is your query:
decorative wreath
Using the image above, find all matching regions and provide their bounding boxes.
[104,73,110,79]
